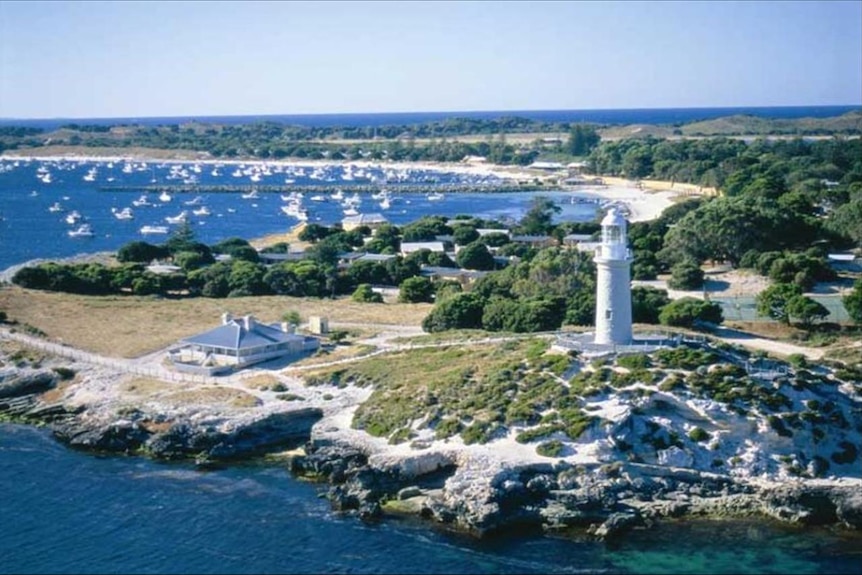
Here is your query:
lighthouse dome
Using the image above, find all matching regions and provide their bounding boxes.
[601,207,627,227]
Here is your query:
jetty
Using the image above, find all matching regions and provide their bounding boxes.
[99,182,547,195]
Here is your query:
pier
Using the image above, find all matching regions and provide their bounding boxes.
[99,182,548,195]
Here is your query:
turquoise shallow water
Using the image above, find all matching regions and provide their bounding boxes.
[1,424,860,575]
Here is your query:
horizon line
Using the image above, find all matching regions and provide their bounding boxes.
[2,104,860,123]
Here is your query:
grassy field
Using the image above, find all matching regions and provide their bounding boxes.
[0,285,432,358]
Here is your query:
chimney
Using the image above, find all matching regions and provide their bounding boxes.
[222,312,233,325]
[281,322,296,334]
[243,315,254,331]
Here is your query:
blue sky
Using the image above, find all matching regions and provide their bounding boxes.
[0,0,860,119]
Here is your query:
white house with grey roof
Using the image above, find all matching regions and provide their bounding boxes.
[172,313,319,371]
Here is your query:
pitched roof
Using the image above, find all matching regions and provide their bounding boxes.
[342,213,388,226]
[182,316,302,350]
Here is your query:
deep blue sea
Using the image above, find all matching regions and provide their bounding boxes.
[1,105,858,131]
[0,157,601,272]
[1,424,860,575]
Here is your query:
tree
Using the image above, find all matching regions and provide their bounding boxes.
[667,260,705,290]
[452,226,480,246]
[422,292,485,332]
[479,231,511,248]
[567,124,600,156]
[164,221,199,255]
[756,282,803,324]
[632,285,671,324]
[843,278,862,324]
[455,241,495,271]
[117,241,168,263]
[298,223,334,243]
[398,276,435,303]
[786,295,829,328]
[351,283,383,303]
[173,250,211,272]
[517,196,560,235]
[225,260,269,296]
[659,297,723,328]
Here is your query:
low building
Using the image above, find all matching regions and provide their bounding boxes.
[528,161,565,171]
[400,241,447,256]
[172,313,319,371]
[510,234,558,247]
[563,233,597,247]
[342,213,388,231]
[420,265,488,286]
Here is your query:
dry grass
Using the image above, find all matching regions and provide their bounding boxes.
[288,344,377,368]
[240,373,282,390]
[0,285,432,358]
[119,377,174,396]
[163,387,261,408]
[3,145,214,161]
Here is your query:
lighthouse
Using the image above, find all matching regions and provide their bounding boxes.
[594,207,633,345]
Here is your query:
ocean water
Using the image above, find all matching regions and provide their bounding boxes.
[1,424,860,575]
[1,105,858,131]
[0,157,600,271]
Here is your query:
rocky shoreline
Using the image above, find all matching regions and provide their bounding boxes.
[2,353,861,542]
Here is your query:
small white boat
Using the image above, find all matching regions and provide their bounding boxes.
[343,206,359,217]
[65,210,83,224]
[426,192,445,201]
[140,225,169,235]
[309,194,327,202]
[184,195,204,206]
[68,224,94,237]
[192,206,211,216]
[242,189,260,199]
[112,207,134,220]
[132,194,152,207]
[165,211,188,224]
[48,202,64,213]
[159,190,172,202]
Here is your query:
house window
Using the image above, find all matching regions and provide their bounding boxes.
[606,310,613,321]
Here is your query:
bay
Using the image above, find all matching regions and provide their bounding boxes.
[0,157,599,272]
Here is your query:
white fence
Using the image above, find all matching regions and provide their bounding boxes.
[1,328,223,386]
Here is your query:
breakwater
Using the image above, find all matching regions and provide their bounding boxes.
[99,182,549,195]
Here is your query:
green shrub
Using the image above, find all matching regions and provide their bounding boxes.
[536,440,563,458]
[434,417,463,440]
[617,353,652,370]
[688,426,710,442]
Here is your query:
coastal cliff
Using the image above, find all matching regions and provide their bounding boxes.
[2,334,861,540]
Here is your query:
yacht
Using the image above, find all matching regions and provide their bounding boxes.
[184,195,204,206]
[192,206,211,216]
[48,202,64,213]
[426,192,445,201]
[112,207,134,220]
[132,194,152,207]
[159,190,172,202]
[68,224,94,237]
[140,225,169,235]
[65,210,83,225]
[165,211,188,224]
[241,189,260,199]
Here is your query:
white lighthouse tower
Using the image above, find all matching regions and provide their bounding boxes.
[594,207,633,345]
